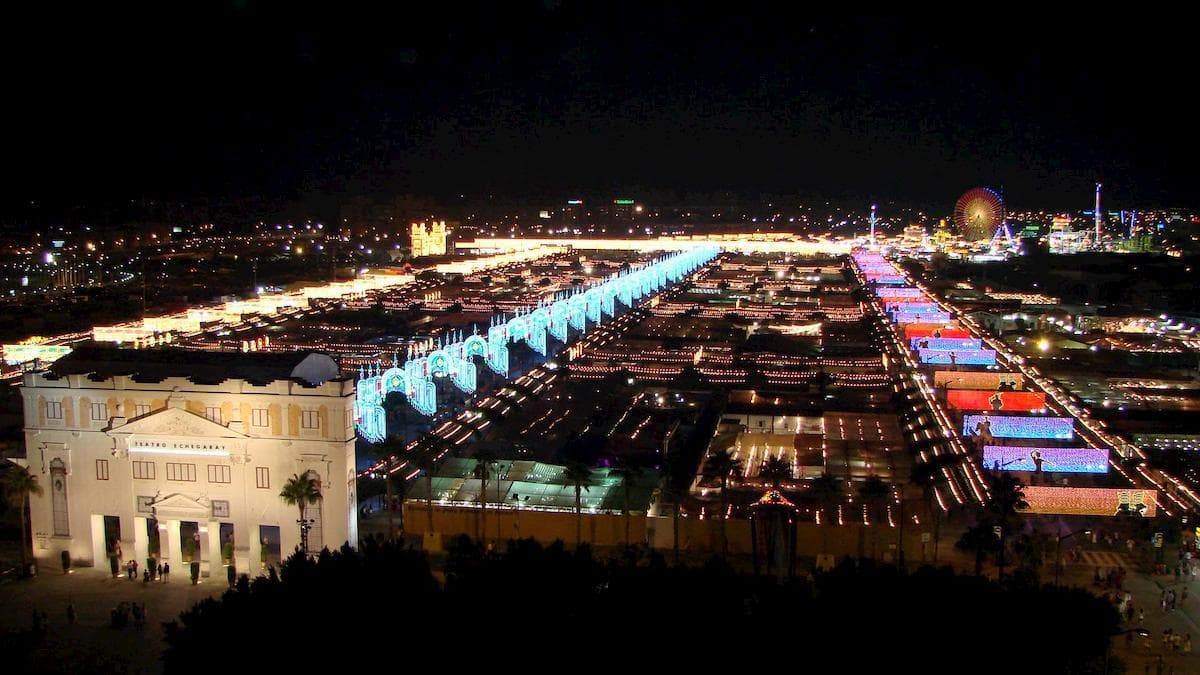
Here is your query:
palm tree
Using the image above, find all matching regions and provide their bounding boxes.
[563,462,592,547]
[473,449,497,544]
[909,452,958,563]
[610,456,647,548]
[660,452,690,565]
[759,455,792,490]
[806,473,844,555]
[702,449,743,559]
[2,464,42,575]
[416,433,452,536]
[367,436,407,542]
[984,472,1029,580]
[956,520,997,576]
[417,451,439,537]
[279,472,322,554]
[857,476,891,560]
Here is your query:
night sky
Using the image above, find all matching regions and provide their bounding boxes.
[3,3,1196,217]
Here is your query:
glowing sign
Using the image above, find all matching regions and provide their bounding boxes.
[888,302,941,313]
[892,311,952,324]
[1022,486,1156,517]
[982,446,1108,474]
[909,337,983,350]
[613,199,636,205]
[946,390,1047,411]
[963,415,1073,440]
[918,349,996,365]
[567,199,583,205]
[874,288,925,299]
[934,371,1025,390]
[904,324,970,339]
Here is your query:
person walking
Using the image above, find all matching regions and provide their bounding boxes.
[163,562,170,583]
[157,563,163,581]
[1183,586,1189,603]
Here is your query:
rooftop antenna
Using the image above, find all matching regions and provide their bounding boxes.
[989,186,1015,252]
[1095,182,1103,249]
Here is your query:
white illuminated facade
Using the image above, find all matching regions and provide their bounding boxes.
[18,349,357,576]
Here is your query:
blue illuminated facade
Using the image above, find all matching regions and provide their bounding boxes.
[909,337,983,350]
[963,415,1074,440]
[917,348,997,365]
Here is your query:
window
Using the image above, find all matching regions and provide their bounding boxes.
[50,459,69,536]
[211,500,230,518]
[207,464,231,484]
[132,461,155,480]
[165,463,196,482]
[301,410,321,430]
[134,404,151,417]
[136,496,155,513]
[95,459,110,481]
[205,407,223,425]
[90,402,108,421]
[251,408,270,428]
[45,400,63,420]
[255,466,270,489]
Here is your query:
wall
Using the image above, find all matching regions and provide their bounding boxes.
[404,503,941,561]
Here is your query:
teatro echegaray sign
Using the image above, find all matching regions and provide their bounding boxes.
[128,436,235,457]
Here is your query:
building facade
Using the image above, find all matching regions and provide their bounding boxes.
[17,346,357,576]
[410,220,448,257]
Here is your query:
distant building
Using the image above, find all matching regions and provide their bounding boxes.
[15,346,357,575]
[410,220,448,257]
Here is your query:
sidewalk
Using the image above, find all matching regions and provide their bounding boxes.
[1057,560,1200,673]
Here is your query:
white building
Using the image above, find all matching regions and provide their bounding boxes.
[16,346,357,577]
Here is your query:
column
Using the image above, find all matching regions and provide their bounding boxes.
[206,521,221,579]
[246,525,261,576]
[165,519,184,577]
[133,516,148,569]
[90,514,106,571]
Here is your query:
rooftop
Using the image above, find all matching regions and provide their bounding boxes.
[43,344,344,386]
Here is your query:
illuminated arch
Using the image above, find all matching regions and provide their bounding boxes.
[427,350,450,376]
[506,316,528,343]
[381,367,406,396]
[463,334,488,359]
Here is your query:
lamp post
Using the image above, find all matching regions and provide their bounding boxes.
[297,517,315,555]
[1055,527,1092,586]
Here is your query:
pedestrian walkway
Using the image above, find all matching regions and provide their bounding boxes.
[1076,549,1133,570]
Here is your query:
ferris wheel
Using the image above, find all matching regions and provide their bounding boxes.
[953,187,1005,242]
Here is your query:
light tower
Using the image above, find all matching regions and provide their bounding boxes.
[1094,182,1102,248]
[869,204,878,246]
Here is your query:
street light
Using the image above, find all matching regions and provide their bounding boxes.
[1054,527,1092,586]
[297,517,316,555]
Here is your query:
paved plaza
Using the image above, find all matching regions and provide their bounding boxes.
[0,567,229,673]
